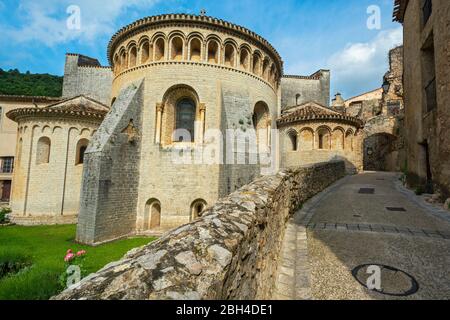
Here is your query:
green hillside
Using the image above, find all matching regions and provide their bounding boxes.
[0,68,63,97]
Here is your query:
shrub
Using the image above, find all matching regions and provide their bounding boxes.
[0,252,32,280]
[0,207,12,224]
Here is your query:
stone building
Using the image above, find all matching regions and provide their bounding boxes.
[6,96,108,224]
[278,102,363,173]
[330,45,405,173]
[394,0,450,198]
[5,14,365,245]
[0,95,60,203]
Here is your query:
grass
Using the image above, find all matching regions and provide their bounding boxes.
[0,224,155,300]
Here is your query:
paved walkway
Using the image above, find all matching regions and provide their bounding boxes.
[274,172,450,300]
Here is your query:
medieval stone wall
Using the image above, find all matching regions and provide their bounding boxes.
[9,118,100,224]
[279,121,362,173]
[76,81,144,245]
[281,72,330,110]
[402,0,450,198]
[55,161,345,300]
[62,54,113,106]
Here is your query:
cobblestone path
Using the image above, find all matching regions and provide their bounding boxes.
[274,172,450,300]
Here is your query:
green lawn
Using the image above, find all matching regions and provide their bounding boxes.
[0,224,155,300]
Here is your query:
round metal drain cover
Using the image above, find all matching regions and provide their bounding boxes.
[352,264,419,297]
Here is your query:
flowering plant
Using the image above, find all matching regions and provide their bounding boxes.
[59,249,87,290]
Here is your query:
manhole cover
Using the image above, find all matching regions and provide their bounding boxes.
[352,264,419,297]
[359,188,375,194]
[386,207,407,212]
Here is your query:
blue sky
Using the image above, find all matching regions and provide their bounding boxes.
[0,0,402,99]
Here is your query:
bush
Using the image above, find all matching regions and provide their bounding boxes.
[0,208,11,224]
[0,252,32,280]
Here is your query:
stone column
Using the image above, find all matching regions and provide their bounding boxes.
[155,103,164,144]
[198,103,206,144]
[267,119,272,149]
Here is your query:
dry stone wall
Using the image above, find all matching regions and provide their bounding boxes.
[56,161,345,300]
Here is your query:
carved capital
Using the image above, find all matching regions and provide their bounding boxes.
[156,103,164,113]
[199,103,206,112]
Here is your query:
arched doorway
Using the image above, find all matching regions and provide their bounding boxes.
[191,199,207,221]
[144,199,161,230]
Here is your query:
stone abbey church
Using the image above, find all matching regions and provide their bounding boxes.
[6,14,400,245]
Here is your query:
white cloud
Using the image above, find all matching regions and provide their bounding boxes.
[328,27,403,98]
[3,0,161,47]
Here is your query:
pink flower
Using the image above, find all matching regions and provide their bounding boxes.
[76,250,86,257]
[66,249,73,254]
[64,253,75,262]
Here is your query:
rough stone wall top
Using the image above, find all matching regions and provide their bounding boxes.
[55,161,345,300]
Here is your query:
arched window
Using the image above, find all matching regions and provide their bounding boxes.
[75,139,89,165]
[317,128,331,150]
[253,101,271,148]
[191,199,207,221]
[154,38,165,61]
[253,53,261,76]
[332,128,345,150]
[190,38,202,61]
[36,137,51,164]
[262,59,270,80]
[170,36,184,61]
[129,46,137,67]
[299,128,314,150]
[207,40,219,64]
[144,199,161,230]
[240,48,250,71]
[288,131,298,151]
[120,50,128,71]
[141,41,150,64]
[224,44,235,67]
[175,98,196,142]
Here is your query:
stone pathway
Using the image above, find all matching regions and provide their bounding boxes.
[273,172,450,300]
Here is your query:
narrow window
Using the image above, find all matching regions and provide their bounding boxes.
[175,99,196,142]
[129,46,137,67]
[155,38,165,61]
[190,38,202,61]
[207,40,219,64]
[36,137,51,164]
[289,132,298,151]
[224,44,235,67]
[141,42,150,64]
[76,139,89,165]
[171,37,183,61]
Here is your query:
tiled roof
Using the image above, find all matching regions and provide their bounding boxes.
[393,0,409,22]
[6,95,109,122]
[277,102,363,127]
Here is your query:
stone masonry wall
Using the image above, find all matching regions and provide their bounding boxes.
[62,54,113,106]
[281,72,330,110]
[76,80,144,245]
[56,161,345,300]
